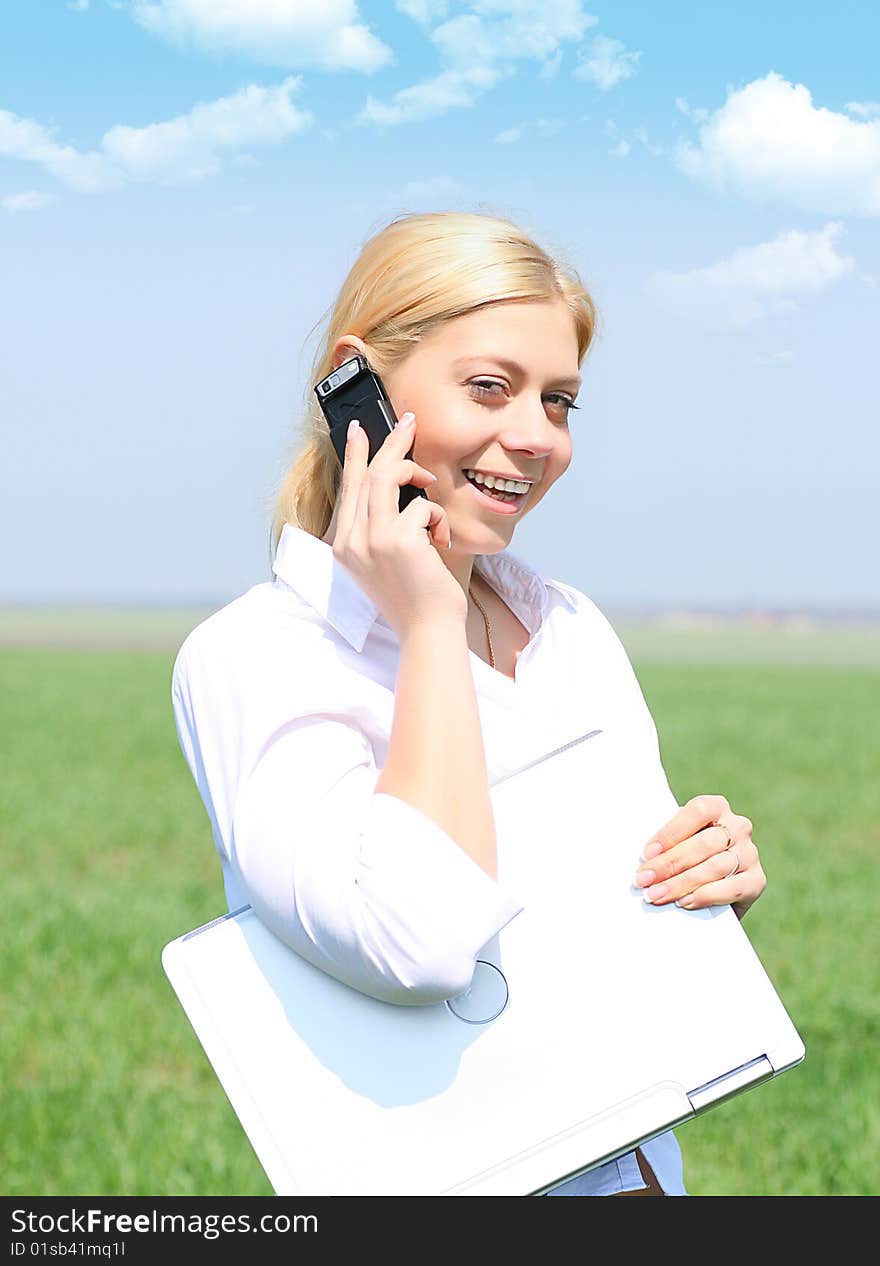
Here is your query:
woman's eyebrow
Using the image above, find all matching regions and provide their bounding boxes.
[452,355,581,391]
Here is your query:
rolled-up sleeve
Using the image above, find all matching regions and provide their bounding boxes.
[230,715,525,1007]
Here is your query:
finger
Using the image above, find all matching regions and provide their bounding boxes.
[672,860,763,912]
[706,812,753,853]
[402,489,452,550]
[350,412,417,541]
[368,414,440,533]
[642,794,730,860]
[375,410,419,464]
[640,840,760,907]
[335,417,369,544]
[635,821,732,888]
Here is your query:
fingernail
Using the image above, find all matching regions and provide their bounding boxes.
[347,418,360,437]
[399,412,414,427]
[634,868,655,887]
[676,895,696,909]
[643,841,662,860]
[427,472,438,481]
[643,884,668,904]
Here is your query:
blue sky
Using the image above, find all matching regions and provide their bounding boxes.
[2,1,878,611]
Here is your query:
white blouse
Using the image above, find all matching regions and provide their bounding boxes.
[171,523,688,1196]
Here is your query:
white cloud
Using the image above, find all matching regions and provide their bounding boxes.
[634,126,665,157]
[2,190,56,212]
[494,116,562,144]
[845,101,880,120]
[131,0,392,73]
[605,116,629,154]
[0,78,313,192]
[102,77,313,183]
[675,96,709,123]
[427,15,500,66]
[645,222,856,328]
[358,64,506,125]
[67,0,89,11]
[359,1,596,126]
[540,48,563,79]
[0,110,123,192]
[432,4,596,67]
[395,0,450,24]
[574,34,640,90]
[675,72,880,216]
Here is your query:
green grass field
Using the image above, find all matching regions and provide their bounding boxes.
[2,618,878,1196]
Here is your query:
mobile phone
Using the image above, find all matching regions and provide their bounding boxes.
[314,355,427,514]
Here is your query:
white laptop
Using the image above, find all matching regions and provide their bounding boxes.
[163,727,805,1196]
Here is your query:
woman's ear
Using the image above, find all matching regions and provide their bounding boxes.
[332,334,368,371]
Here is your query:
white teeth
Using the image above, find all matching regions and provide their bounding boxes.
[463,469,531,494]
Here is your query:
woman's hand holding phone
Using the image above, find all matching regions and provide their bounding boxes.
[332,412,468,638]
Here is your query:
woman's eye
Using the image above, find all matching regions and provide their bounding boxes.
[469,379,505,400]
[545,393,580,416]
[469,380,579,416]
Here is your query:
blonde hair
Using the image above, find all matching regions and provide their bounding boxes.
[268,209,599,560]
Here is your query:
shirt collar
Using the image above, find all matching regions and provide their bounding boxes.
[271,523,577,653]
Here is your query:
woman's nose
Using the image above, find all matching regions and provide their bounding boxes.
[503,399,560,453]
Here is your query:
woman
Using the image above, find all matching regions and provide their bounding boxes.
[171,210,766,1197]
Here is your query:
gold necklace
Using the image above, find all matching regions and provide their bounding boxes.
[468,583,494,669]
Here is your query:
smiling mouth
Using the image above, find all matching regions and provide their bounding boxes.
[460,475,529,515]
[462,471,532,503]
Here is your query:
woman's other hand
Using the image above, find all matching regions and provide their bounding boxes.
[633,795,767,921]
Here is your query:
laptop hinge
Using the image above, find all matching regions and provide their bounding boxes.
[688,1055,774,1111]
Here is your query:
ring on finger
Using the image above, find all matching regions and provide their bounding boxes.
[715,818,734,850]
[725,848,741,878]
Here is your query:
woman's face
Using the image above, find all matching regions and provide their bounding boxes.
[377,297,581,554]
